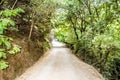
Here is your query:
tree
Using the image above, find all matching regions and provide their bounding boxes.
[52,0,120,79]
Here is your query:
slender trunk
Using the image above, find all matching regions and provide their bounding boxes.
[72,25,79,40]
[70,17,79,40]
[11,0,18,9]
[28,20,34,41]
[28,12,35,41]
[100,50,110,73]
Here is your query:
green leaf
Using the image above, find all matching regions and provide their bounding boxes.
[0,61,8,70]
[0,49,5,51]
[8,37,13,41]
[1,18,15,28]
[4,10,12,17]
[0,26,4,34]
[0,11,3,16]
[9,20,15,26]
[15,8,25,13]
[13,45,21,53]
[8,45,21,55]
[0,52,7,59]
[4,41,11,49]
[0,36,3,45]
[8,50,15,54]
[1,18,9,28]
[0,52,2,58]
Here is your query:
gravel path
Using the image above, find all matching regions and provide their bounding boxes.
[15,40,104,80]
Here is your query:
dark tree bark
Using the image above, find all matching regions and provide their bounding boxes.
[69,17,79,40]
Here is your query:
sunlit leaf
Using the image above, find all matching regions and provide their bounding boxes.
[4,10,12,17]
[4,41,11,49]
[8,45,21,55]
[0,26,4,34]
[0,61,8,69]
[0,52,7,59]
[1,18,9,27]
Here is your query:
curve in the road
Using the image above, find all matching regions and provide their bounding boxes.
[15,40,104,80]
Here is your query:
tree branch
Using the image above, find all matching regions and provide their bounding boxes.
[11,0,18,9]
[69,17,79,40]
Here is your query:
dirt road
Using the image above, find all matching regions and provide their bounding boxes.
[15,40,104,80]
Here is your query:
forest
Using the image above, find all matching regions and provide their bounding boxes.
[0,0,120,80]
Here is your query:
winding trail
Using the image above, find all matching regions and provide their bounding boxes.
[15,40,104,80]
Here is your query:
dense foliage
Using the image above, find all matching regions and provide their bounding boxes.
[0,0,119,80]
[28,0,56,50]
[0,0,56,69]
[0,8,24,69]
[52,0,120,80]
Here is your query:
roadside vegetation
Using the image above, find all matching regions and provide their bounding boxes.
[0,0,120,80]
[53,0,120,80]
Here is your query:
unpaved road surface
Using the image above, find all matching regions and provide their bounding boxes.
[15,40,104,80]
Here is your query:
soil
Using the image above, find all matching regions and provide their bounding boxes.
[0,37,43,80]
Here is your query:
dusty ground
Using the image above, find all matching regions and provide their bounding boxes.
[15,40,104,80]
